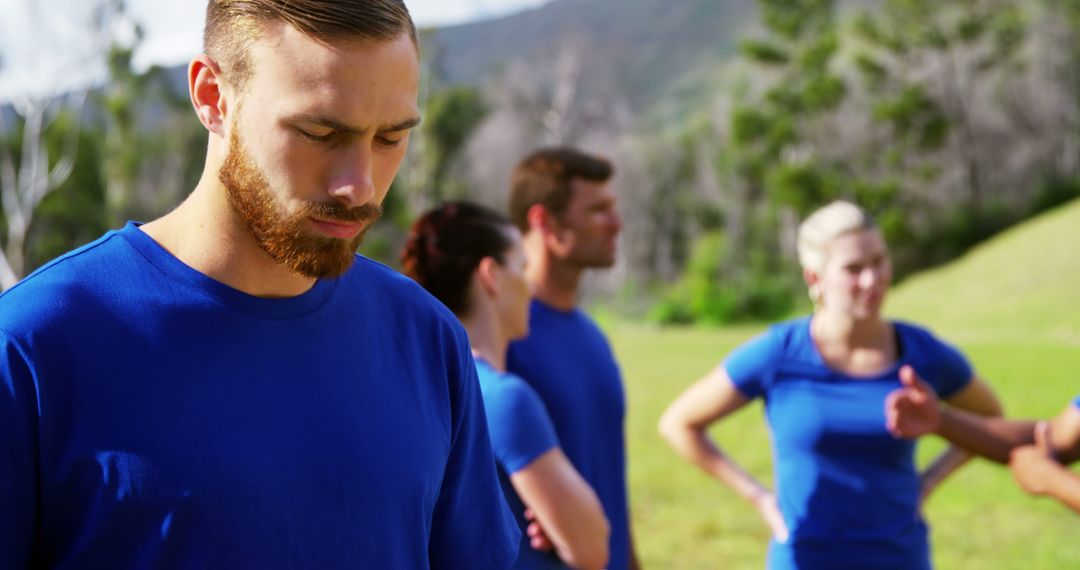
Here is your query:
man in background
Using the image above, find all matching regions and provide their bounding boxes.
[507,147,640,569]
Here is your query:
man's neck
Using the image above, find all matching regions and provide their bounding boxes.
[525,243,581,312]
[140,174,317,298]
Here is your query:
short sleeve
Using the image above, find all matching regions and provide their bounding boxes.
[1071,395,1080,411]
[483,376,559,475]
[428,330,520,569]
[905,325,973,400]
[723,330,782,400]
[0,331,39,567]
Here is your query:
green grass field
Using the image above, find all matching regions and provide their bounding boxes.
[607,200,1080,568]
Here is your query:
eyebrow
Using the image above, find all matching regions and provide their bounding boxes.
[284,114,422,135]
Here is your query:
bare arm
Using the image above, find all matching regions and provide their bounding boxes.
[510,448,610,570]
[919,376,1003,500]
[1011,419,1080,514]
[658,366,788,541]
[1047,402,1080,465]
[887,366,1029,463]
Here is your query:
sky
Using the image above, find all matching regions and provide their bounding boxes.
[0,0,549,102]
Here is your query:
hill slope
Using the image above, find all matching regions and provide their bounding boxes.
[886,199,1080,343]
[427,0,756,110]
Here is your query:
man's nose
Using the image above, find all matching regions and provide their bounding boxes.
[328,146,376,207]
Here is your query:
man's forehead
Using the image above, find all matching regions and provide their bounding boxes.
[242,21,419,123]
[248,20,416,72]
[570,178,617,204]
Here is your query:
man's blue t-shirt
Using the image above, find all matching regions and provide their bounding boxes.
[0,223,519,569]
[507,300,631,570]
[475,358,566,568]
[724,317,972,570]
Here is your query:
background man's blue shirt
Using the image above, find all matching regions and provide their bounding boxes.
[725,316,973,570]
[0,222,519,569]
[507,300,631,570]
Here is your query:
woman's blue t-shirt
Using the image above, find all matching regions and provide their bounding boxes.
[724,316,972,570]
[475,358,566,569]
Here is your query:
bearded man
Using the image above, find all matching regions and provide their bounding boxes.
[0,1,518,568]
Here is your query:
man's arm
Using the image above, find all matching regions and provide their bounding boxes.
[0,333,40,567]
[428,342,520,569]
[886,365,1032,463]
[1011,421,1080,514]
[917,375,1003,500]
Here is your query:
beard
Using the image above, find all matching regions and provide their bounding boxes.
[219,128,382,279]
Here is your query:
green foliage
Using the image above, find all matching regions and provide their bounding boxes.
[422,86,488,201]
[0,110,110,275]
[801,74,845,111]
[765,162,840,214]
[650,231,798,324]
[26,130,109,271]
[871,85,950,149]
[759,0,834,40]
[797,31,838,73]
[1030,176,1080,215]
[739,39,790,65]
[854,52,888,88]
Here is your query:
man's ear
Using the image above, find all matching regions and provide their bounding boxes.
[189,54,230,137]
[526,204,553,236]
[475,256,500,297]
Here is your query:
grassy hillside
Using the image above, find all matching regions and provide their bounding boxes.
[607,200,1080,567]
[886,198,1080,345]
[614,324,1080,568]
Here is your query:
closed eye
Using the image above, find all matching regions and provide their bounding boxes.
[375,133,406,148]
[296,127,336,143]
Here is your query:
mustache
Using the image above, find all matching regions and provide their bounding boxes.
[302,201,383,224]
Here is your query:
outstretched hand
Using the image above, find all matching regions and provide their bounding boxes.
[884,365,941,439]
[1010,421,1061,496]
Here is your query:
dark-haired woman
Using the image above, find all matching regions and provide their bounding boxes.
[402,201,609,570]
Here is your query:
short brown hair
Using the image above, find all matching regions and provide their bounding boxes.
[508,147,614,232]
[204,0,417,90]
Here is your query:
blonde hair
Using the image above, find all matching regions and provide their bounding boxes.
[797,200,878,274]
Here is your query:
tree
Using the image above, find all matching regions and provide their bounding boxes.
[0,0,129,288]
[852,0,1028,215]
[421,86,488,204]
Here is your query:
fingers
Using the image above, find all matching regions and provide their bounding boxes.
[898,365,930,401]
[524,510,553,551]
[526,521,553,551]
[1034,421,1054,458]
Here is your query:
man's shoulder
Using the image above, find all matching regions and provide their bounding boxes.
[344,255,464,334]
[0,230,127,334]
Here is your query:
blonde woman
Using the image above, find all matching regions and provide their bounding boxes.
[659,201,1002,569]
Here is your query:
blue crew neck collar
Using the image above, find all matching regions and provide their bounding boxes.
[118,221,338,320]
